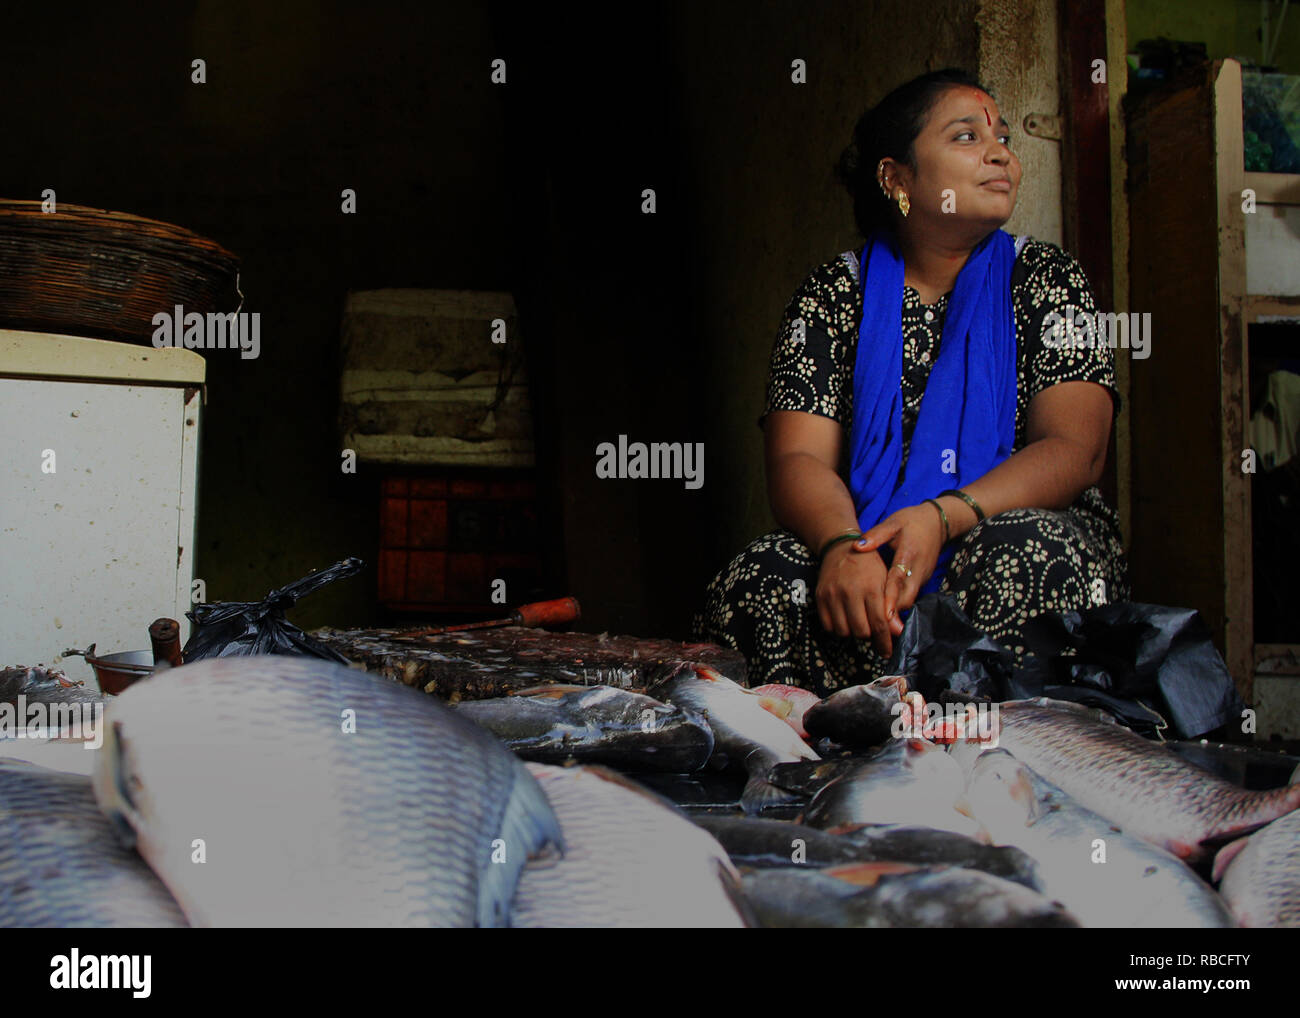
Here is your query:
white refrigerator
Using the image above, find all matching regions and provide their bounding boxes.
[0,329,203,686]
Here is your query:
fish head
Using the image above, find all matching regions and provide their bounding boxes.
[963,750,1040,837]
[874,674,909,696]
[864,674,907,703]
[901,736,965,791]
[945,735,992,775]
[751,685,820,739]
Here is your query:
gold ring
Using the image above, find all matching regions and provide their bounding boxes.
[894,563,913,577]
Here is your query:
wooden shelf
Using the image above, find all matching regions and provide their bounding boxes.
[1244,295,1300,321]
[1244,172,1300,205]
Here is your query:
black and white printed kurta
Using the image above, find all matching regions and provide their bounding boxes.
[690,236,1131,696]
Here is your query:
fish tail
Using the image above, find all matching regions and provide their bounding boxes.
[480,763,566,928]
[740,774,802,815]
[1210,783,1300,846]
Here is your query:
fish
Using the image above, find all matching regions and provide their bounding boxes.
[693,814,1042,889]
[751,684,821,739]
[803,737,979,837]
[740,863,1079,928]
[0,759,187,927]
[692,814,869,868]
[1,665,103,709]
[512,764,751,927]
[768,757,866,798]
[960,749,1233,928]
[1213,810,1300,927]
[979,697,1300,862]
[92,655,564,927]
[452,684,714,772]
[802,675,908,748]
[648,662,818,814]
[1,664,105,776]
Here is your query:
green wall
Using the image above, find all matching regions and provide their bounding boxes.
[1129,0,1300,72]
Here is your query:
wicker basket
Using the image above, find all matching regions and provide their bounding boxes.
[0,199,241,344]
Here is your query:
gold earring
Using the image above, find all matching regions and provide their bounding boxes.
[897,191,910,217]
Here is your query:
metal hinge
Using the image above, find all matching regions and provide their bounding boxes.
[1023,113,1061,141]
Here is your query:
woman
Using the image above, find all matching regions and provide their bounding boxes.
[691,68,1130,697]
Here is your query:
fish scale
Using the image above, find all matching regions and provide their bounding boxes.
[512,764,750,927]
[963,750,1234,928]
[92,655,563,927]
[993,699,1300,861]
[0,760,187,927]
[1215,809,1300,927]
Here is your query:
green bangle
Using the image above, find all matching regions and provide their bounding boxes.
[923,498,950,543]
[819,530,864,559]
[939,488,985,523]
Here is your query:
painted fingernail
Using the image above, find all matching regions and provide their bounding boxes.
[856,539,868,547]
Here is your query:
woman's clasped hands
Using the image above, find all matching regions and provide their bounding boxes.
[814,502,946,658]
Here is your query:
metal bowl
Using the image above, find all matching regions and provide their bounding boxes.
[82,648,154,696]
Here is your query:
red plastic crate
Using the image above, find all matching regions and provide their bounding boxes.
[378,469,544,612]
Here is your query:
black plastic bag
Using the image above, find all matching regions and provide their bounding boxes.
[1014,601,1245,739]
[182,558,364,663]
[886,593,1244,740]
[885,592,1015,704]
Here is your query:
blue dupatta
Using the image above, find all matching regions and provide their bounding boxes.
[848,228,1019,595]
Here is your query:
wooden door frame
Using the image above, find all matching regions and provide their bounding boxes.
[1058,0,1120,511]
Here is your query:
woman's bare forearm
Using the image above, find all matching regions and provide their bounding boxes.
[768,452,863,555]
[942,435,1100,539]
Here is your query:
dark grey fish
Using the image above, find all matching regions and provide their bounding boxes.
[0,760,186,927]
[512,764,751,927]
[452,684,713,772]
[988,698,1300,862]
[963,749,1233,928]
[768,757,868,798]
[803,737,979,837]
[803,675,907,749]
[692,815,872,868]
[837,824,1043,890]
[1214,809,1300,927]
[740,864,1079,928]
[693,814,1042,890]
[93,655,564,928]
[649,662,818,814]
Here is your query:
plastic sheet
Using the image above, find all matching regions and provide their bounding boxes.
[887,593,1245,739]
[182,558,364,663]
[885,592,1014,705]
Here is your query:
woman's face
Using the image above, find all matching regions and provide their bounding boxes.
[894,86,1021,235]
